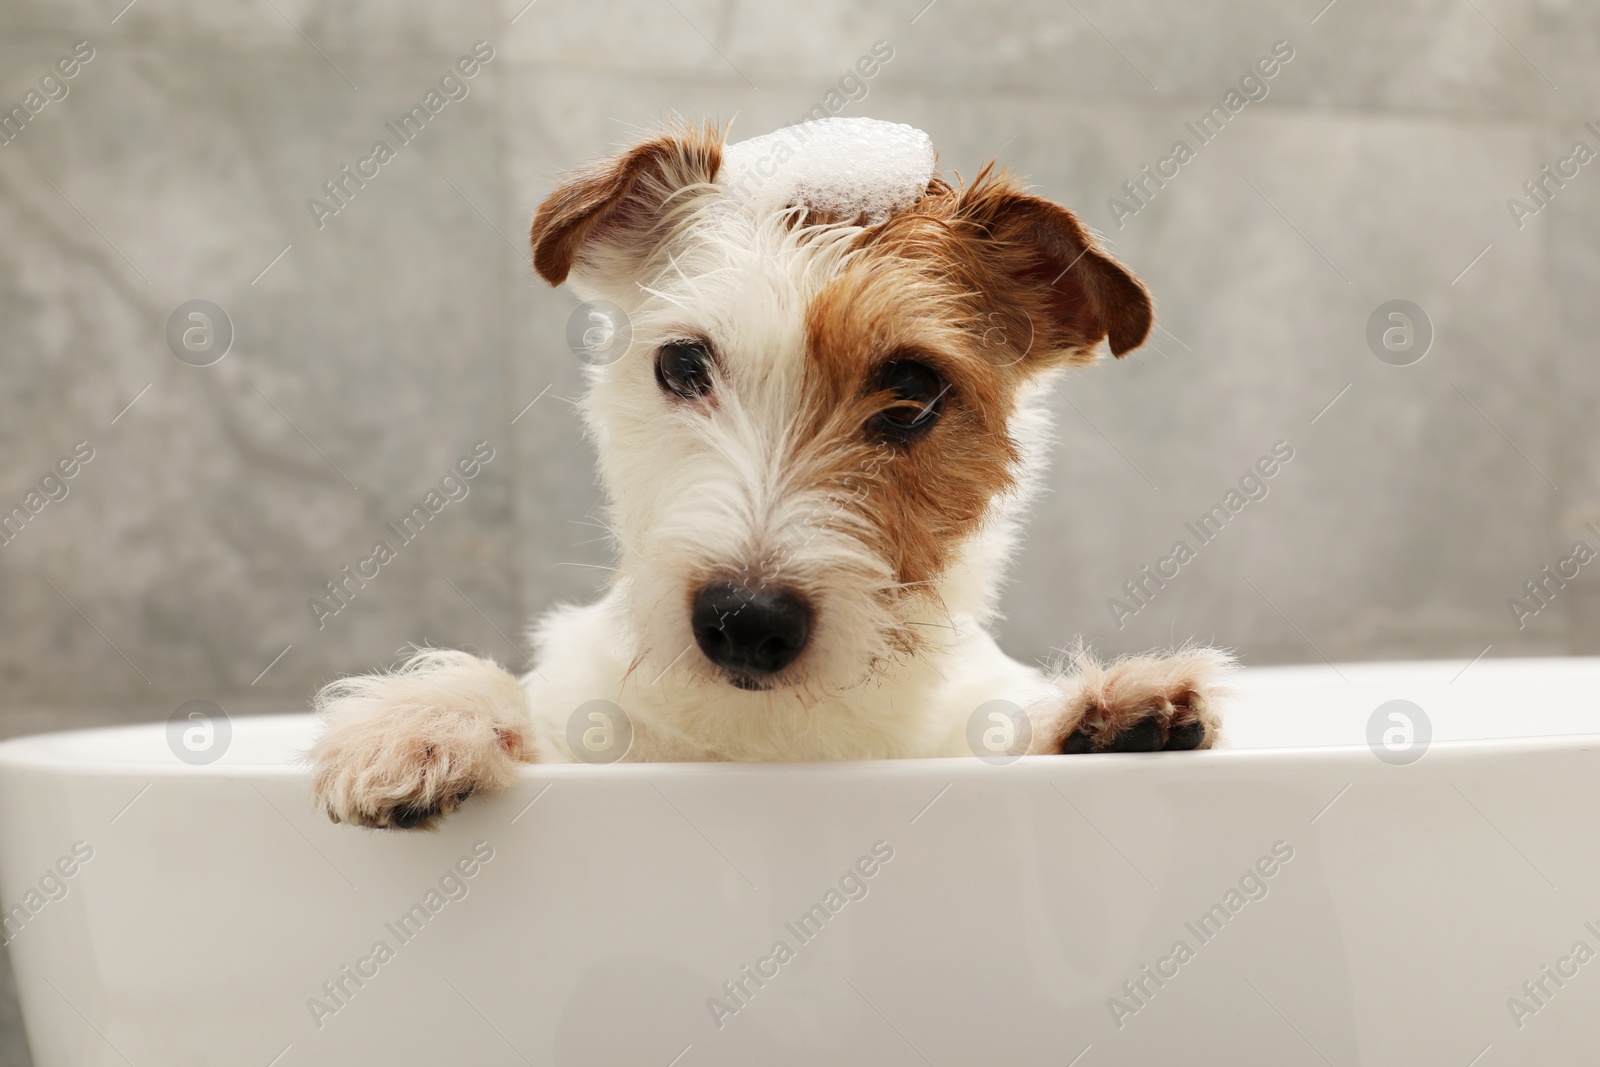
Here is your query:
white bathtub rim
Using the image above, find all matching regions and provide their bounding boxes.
[2,655,1598,776]
[0,718,1595,779]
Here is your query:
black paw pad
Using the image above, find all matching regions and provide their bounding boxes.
[1060,729,1097,754]
[1163,720,1207,751]
[1102,716,1164,752]
[1060,715,1170,754]
[389,802,440,829]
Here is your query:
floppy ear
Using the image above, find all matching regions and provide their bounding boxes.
[529,122,725,290]
[955,169,1153,361]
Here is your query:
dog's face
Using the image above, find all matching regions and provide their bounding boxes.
[529,123,1152,700]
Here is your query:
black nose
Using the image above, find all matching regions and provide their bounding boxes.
[691,581,812,678]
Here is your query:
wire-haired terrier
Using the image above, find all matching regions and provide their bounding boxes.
[309,117,1235,830]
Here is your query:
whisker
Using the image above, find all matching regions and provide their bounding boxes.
[569,507,648,558]
[620,649,648,687]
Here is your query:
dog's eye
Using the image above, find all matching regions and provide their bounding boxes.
[868,360,947,442]
[655,340,714,399]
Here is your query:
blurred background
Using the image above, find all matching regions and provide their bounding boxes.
[2,0,1598,1059]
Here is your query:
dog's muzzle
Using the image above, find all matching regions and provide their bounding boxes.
[691,580,812,684]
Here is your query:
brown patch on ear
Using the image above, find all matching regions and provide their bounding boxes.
[529,122,725,286]
[875,165,1154,363]
[986,193,1153,358]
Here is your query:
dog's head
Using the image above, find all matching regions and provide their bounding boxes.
[530,119,1151,702]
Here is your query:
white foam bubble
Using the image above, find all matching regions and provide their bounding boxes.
[722,117,935,224]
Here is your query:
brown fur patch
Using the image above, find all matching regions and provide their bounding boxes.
[797,167,1154,592]
[944,165,1154,359]
[529,121,726,286]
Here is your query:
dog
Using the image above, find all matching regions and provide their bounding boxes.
[308,117,1234,830]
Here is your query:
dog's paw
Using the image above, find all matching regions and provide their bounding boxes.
[308,649,532,830]
[1036,645,1234,754]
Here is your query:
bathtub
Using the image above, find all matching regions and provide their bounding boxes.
[1,658,1597,1066]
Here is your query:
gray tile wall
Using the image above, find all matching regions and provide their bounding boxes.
[1,0,1596,1060]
